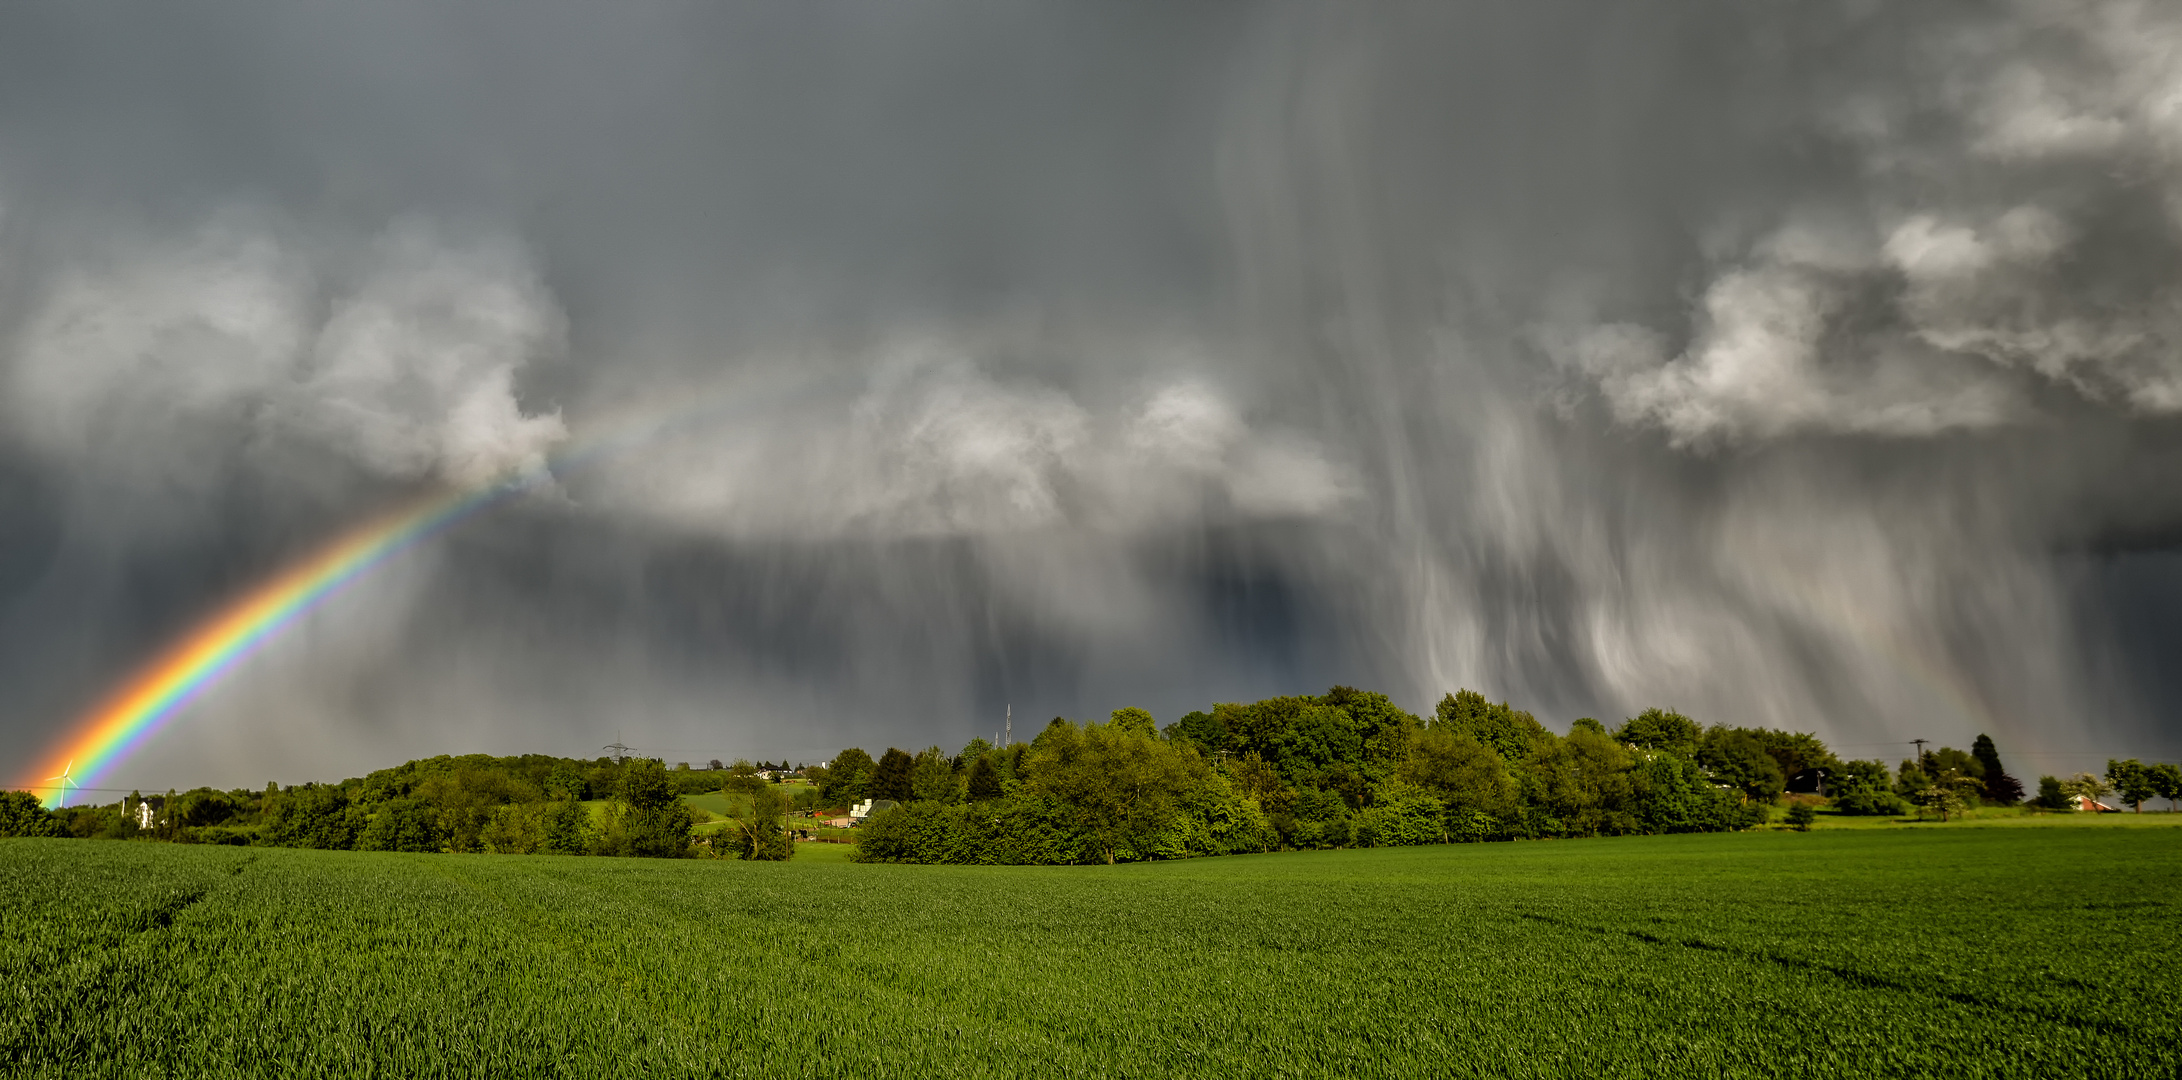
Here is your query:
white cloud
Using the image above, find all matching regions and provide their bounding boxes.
[6,216,567,488]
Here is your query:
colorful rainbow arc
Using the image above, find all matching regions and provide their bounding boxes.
[22,484,516,807]
[14,376,822,808]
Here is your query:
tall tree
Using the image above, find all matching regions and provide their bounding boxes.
[614,758,694,857]
[0,790,63,838]
[909,747,960,803]
[869,748,916,803]
[817,748,875,805]
[2148,762,2182,812]
[1969,734,2023,803]
[1024,717,1199,864]
[966,755,1005,801]
[1109,707,1157,737]
[1612,708,1701,759]
[2106,759,2156,813]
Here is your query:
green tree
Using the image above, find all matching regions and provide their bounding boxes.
[817,748,875,805]
[609,758,694,857]
[0,790,63,838]
[2148,762,2182,812]
[869,748,916,802]
[1786,803,1815,830]
[1908,770,1982,821]
[480,804,545,854]
[731,783,792,861]
[1398,725,1518,826]
[909,746,960,804]
[357,799,446,852]
[1109,707,1157,737]
[1353,781,1445,846]
[1700,729,1785,803]
[1024,718,1199,864]
[1969,734,2023,804]
[261,786,362,849]
[722,760,766,795]
[1613,708,1701,759]
[1436,690,1548,764]
[1164,709,1229,754]
[2033,775,2073,811]
[543,797,593,854]
[2106,759,2156,813]
[2064,771,2112,811]
[965,755,1004,801]
[1827,760,1908,816]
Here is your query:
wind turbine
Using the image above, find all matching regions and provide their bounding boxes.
[46,760,79,808]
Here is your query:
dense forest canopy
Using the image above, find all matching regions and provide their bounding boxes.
[5,687,2173,862]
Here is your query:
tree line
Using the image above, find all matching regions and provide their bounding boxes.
[0,753,813,859]
[814,688,2061,865]
[5,688,2171,859]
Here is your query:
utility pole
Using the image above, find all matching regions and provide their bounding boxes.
[1910,738,1930,768]
[1004,705,1011,747]
[603,742,632,764]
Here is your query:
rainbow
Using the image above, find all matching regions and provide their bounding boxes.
[13,375,812,807]
[21,482,522,807]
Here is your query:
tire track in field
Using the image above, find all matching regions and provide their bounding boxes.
[1514,911,2141,1039]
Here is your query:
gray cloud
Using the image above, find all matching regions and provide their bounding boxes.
[1,1,2178,791]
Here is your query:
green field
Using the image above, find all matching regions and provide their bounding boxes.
[4,829,2176,1078]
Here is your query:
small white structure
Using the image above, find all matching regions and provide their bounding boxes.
[849,798,898,822]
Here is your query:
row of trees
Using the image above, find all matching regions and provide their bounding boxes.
[835,689,1882,865]
[2030,759,2182,813]
[0,754,742,857]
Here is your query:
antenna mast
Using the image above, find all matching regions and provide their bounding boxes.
[1005,705,1011,747]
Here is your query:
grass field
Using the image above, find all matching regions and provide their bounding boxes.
[4,829,2176,1079]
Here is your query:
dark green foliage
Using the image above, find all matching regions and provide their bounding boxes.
[1828,760,1909,816]
[817,747,875,805]
[2151,762,2182,811]
[260,787,362,850]
[1700,728,1785,803]
[1164,709,1227,752]
[869,748,915,803]
[965,755,1004,801]
[1435,690,1547,764]
[598,759,693,858]
[729,784,792,861]
[2108,759,2156,812]
[1786,803,1816,830]
[542,798,592,854]
[0,791,63,838]
[722,760,766,795]
[909,746,959,804]
[1569,717,1607,736]
[2034,775,2073,811]
[356,800,445,853]
[1353,781,1443,846]
[1614,708,1701,759]
[1108,706,1157,737]
[1970,734,2023,804]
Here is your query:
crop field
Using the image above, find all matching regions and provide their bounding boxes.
[4,829,2176,1079]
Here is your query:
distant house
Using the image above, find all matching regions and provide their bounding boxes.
[823,816,854,829]
[849,798,899,822]
[1786,768,1831,795]
[133,796,166,830]
[2075,794,2118,813]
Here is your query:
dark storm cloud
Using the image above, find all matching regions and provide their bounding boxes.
[2,1,2179,790]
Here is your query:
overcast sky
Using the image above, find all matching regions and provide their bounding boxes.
[3,1,2180,791]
